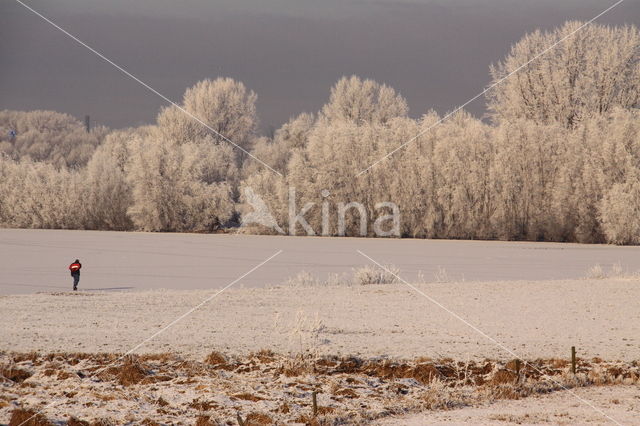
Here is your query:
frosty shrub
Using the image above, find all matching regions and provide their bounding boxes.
[611,262,624,277]
[353,264,400,285]
[283,271,351,287]
[585,264,606,280]
[599,176,640,245]
[284,271,322,287]
[433,266,451,283]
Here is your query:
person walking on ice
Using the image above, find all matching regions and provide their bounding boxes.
[69,259,82,291]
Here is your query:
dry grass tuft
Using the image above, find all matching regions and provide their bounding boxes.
[56,370,76,381]
[410,364,442,384]
[353,265,399,285]
[585,263,606,279]
[490,369,518,385]
[117,359,149,386]
[1,366,33,383]
[285,270,323,287]
[293,415,321,426]
[252,349,277,363]
[362,360,442,384]
[99,357,149,386]
[9,408,54,426]
[188,398,215,411]
[549,358,569,369]
[487,385,522,400]
[11,352,39,363]
[278,402,290,414]
[140,353,177,363]
[194,416,215,426]
[278,354,315,377]
[233,392,265,401]
[67,418,90,426]
[334,388,358,398]
[244,412,274,425]
[89,419,115,426]
[204,351,227,367]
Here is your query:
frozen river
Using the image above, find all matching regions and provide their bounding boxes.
[1,229,640,294]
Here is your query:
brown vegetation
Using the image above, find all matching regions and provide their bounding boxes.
[244,412,274,425]
[2,351,639,425]
[1,366,32,383]
[204,351,228,367]
[9,408,53,426]
[66,417,89,426]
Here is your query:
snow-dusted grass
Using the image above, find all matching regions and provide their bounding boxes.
[584,261,639,280]
[1,351,638,425]
[284,266,400,287]
[352,264,400,285]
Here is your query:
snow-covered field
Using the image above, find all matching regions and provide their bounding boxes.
[3,229,640,295]
[1,278,639,361]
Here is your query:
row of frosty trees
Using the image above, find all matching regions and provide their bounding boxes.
[1,21,640,244]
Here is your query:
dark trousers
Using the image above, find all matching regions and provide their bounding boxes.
[72,273,80,290]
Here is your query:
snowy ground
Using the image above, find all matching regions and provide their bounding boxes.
[1,278,638,361]
[2,351,638,425]
[3,229,640,294]
[375,385,640,425]
[2,229,640,424]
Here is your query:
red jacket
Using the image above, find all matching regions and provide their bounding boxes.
[69,262,82,273]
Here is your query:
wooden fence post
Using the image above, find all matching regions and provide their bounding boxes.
[571,346,576,374]
[312,391,318,417]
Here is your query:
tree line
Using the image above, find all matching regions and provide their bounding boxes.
[1,21,639,244]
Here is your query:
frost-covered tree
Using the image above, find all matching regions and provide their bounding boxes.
[489,21,640,128]
[0,156,86,229]
[126,129,236,232]
[83,129,136,231]
[238,113,315,233]
[320,76,408,125]
[0,110,105,168]
[600,172,640,245]
[243,113,315,178]
[279,117,417,236]
[430,112,495,239]
[491,119,568,240]
[157,78,257,154]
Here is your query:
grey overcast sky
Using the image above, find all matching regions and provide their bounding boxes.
[1,0,638,133]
